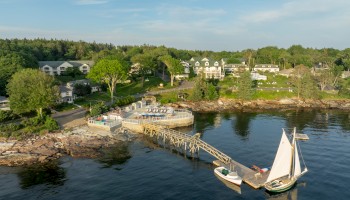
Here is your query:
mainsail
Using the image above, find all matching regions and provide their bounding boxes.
[266,131,292,183]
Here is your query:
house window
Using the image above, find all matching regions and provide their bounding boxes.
[205,62,209,66]
[195,61,200,66]
[66,91,70,96]
[214,61,219,66]
[60,67,66,71]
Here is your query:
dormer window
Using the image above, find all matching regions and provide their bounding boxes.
[60,67,66,71]
[195,61,200,66]
[214,61,219,66]
[205,62,209,66]
[44,67,50,71]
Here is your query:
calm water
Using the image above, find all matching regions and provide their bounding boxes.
[0,110,350,200]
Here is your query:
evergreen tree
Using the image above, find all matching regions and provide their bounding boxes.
[237,71,255,100]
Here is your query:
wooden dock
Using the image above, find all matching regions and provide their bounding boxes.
[142,123,269,189]
[213,160,269,189]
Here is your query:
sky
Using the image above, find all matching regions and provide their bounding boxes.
[0,0,350,51]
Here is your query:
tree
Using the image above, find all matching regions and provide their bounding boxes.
[131,53,157,87]
[87,59,129,103]
[190,75,206,101]
[205,83,219,100]
[237,71,255,100]
[61,67,83,77]
[160,55,183,86]
[7,69,59,117]
[74,83,92,96]
[291,65,319,99]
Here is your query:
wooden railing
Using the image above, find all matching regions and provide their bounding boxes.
[142,123,232,165]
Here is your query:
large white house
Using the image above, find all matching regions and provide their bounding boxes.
[188,57,224,80]
[39,61,94,75]
[253,64,279,73]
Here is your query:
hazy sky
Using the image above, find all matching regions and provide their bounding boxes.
[0,0,349,51]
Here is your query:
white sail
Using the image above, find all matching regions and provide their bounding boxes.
[293,142,302,177]
[266,131,292,183]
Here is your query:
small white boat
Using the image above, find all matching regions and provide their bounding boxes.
[214,166,242,186]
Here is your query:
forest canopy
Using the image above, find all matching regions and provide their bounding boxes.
[1,38,350,96]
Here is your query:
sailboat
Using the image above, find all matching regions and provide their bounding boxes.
[264,128,308,193]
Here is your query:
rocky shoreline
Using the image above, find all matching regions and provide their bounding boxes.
[170,98,350,112]
[0,126,136,167]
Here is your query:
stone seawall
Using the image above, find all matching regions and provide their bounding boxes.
[122,116,194,134]
[169,98,350,112]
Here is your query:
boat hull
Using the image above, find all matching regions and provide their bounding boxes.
[214,167,242,186]
[265,177,297,193]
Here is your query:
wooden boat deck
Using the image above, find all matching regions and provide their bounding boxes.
[213,160,269,189]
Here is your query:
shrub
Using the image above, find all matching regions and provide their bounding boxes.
[45,116,60,132]
[113,96,135,107]
[0,123,23,137]
[0,110,19,123]
[90,102,109,117]
[205,83,219,100]
[22,116,45,127]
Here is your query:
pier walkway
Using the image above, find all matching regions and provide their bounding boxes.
[142,123,268,189]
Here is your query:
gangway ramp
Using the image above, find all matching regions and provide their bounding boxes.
[142,123,268,189]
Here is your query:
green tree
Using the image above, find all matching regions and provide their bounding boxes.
[74,83,92,96]
[237,71,255,100]
[61,67,83,77]
[87,59,129,103]
[291,65,319,99]
[131,53,157,87]
[7,69,59,117]
[160,55,183,86]
[205,83,219,100]
[190,76,206,101]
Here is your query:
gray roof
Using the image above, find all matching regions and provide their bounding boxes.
[39,60,94,69]
[59,85,73,93]
[188,57,221,67]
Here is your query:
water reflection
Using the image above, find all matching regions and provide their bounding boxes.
[17,161,66,189]
[284,110,318,130]
[194,112,218,132]
[232,112,256,138]
[97,143,131,168]
[265,184,299,200]
[214,172,241,194]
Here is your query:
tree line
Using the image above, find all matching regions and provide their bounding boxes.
[1,38,350,97]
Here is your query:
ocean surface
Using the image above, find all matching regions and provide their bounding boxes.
[0,110,349,200]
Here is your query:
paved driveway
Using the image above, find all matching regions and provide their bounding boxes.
[52,108,87,129]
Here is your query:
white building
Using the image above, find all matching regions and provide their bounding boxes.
[39,61,94,76]
[188,57,224,80]
[253,64,279,73]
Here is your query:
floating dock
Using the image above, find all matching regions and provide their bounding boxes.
[213,160,269,189]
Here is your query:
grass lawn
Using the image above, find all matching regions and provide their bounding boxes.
[116,77,172,97]
[253,90,295,100]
